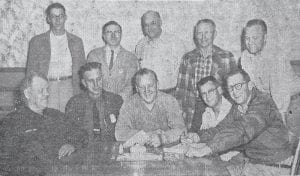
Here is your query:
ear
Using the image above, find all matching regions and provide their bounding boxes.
[263,33,267,46]
[46,16,51,24]
[81,79,87,88]
[24,88,30,100]
[217,86,223,94]
[248,81,255,90]
[213,30,217,40]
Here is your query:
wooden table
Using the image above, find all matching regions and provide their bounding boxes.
[48,142,230,176]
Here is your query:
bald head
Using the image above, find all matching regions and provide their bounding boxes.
[141,10,162,40]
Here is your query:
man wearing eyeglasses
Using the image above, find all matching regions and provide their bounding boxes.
[115,68,186,147]
[185,69,292,176]
[88,21,138,101]
[26,3,86,112]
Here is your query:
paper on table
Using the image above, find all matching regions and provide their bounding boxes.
[123,130,149,148]
[116,153,163,161]
[163,143,206,154]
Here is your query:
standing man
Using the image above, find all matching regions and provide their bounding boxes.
[135,10,186,95]
[65,62,123,143]
[26,2,86,112]
[176,19,236,127]
[87,21,138,101]
[2,72,88,175]
[115,68,186,147]
[185,69,292,176]
[239,19,300,123]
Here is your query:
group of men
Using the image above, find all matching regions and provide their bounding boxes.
[1,2,300,176]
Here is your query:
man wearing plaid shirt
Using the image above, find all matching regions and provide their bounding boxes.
[175,19,236,127]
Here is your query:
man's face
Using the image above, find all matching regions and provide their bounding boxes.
[142,13,162,40]
[26,76,49,111]
[136,74,158,104]
[244,25,266,54]
[103,24,122,47]
[47,8,66,32]
[195,22,215,48]
[199,81,222,108]
[227,73,251,105]
[82,68,103,98]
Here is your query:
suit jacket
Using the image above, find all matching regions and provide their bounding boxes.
[65,90,123,142]
[87,46,138,100]
[26,30,86,95]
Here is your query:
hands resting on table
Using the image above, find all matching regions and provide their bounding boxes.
[180,132,212,158]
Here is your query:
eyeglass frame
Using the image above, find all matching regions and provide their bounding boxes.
[199,86,219,98]
[227,81,249,92]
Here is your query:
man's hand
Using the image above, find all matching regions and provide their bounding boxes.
[145,133,162,147]
[185,145,212,158]
[180,133,200,144]
[58,144,75,159]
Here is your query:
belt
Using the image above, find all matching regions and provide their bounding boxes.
[48,75,72,81]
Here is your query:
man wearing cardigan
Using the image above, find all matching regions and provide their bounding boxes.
[26,3,86,112]
[87,21,138,101]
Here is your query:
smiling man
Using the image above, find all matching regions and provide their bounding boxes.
[115,68,186,147]
[65,62,123,143]
[185,69,292,176]
[88,21,138,101]
[182,76,232,143]
[2,72,87,175]
[176,19,236,128]
[26,2,86,112]
[135,10,186,95]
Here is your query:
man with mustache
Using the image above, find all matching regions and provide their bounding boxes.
[115,68,186,147]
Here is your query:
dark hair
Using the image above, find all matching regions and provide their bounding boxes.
[78,62,102,81]
[193,19,216,47]
[224,68,251,87]
[197,76,220,92]
[245,19,267,34]
[45,2,66,17]
[102,21,122,36]
[18,72,47,106]
[134,68,158,86]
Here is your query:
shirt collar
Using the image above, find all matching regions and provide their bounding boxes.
[104,45,121,55]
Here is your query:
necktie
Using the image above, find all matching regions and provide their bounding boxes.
[109,50,114,70]
[92,101,101,136]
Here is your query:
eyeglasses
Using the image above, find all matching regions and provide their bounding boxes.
[136,84,156,92]
[104,31,121,35]
[49,14,65,20]
[200,87,218,98]
[228,81,248,92]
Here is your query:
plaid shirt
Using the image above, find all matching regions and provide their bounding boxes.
[175,45,236,114]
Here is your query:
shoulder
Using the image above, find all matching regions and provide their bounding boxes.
[157,91,179,106]
[120,47,138,61]
[121,94,139,109]
[103,90,123,105]
[181,49,199,63]
[136,37,148,48]
[88,47,104,56]
[66,93,89,108]
[29,31,48,44]
[250,89,276,109]
[66,32,83,42]
[44,108,64,118]
[213,45,234,58]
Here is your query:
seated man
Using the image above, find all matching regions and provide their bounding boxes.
[2,72,88,175]
[185,69,292,176]
[115,68,186,147]
[65,62,123,143]
[188,76,232,133]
